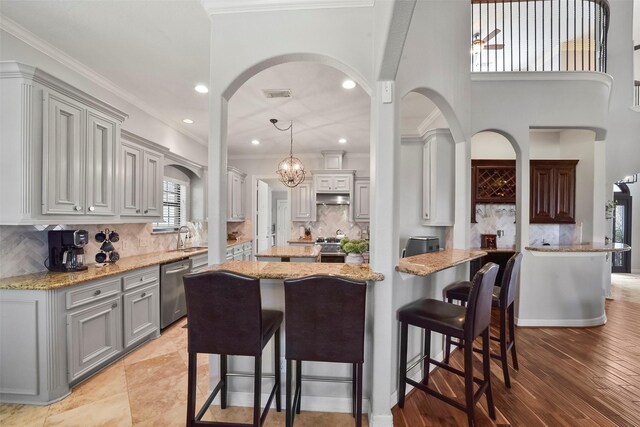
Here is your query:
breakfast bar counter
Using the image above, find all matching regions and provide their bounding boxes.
[396,249,487,277]
[254,245,321,262]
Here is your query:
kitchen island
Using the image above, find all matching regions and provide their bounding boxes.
[200,260,383,414]
[254,245,321,262]
[518,243,631,327]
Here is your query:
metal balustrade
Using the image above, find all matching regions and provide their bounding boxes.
[635,81,640,107]
[471,0,609,72]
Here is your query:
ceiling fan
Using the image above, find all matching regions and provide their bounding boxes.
[472,29,504,51]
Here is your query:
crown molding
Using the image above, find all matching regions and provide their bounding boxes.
[0,15,207,146]
[228,151,370,160]
[201,0,374,15]
[121,129,170,153]
[165,151,205,177]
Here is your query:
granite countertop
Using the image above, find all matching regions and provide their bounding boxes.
[227,237,253,247]
[255,245,321,259]
[471,247,517,253]
[0,247,209,291]
[287,238,315,244]
[526,243,631,253]
[396,249,488,277]
[204,260,384,282]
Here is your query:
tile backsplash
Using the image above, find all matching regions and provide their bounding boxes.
[0,223,206,279]
[471,203,582,247]
[292,205,367,240]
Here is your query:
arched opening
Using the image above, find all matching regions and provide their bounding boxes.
[612,181,634,273]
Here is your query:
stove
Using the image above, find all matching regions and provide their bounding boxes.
[316,237,343,253]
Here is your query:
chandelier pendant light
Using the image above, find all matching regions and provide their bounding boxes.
[270,119,306,188]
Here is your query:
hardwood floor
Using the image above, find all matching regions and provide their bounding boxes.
[393,274,640,427]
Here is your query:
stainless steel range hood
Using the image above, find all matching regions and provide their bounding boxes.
[315,193,350,205]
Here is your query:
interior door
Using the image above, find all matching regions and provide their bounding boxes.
[276,199,290,246]
[612,188,632,273]
[256,180,270,252]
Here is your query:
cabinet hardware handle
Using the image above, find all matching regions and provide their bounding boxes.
[74,205,82,211]
[141,293,146,298]
[136,209,141,213]
[144,210,148,214]
[112,302,118,308]
[94,290,101,296]
[88,206,95,212]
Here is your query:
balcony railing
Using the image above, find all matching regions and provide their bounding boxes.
[635,81,640,107]
[471,0,610,72]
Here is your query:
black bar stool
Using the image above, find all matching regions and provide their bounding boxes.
[183,270,283,427]
[444,252,522,387]
[397,263,499,427]
[283,275,367,427]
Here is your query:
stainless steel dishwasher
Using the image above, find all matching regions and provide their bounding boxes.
[160,258,192,329]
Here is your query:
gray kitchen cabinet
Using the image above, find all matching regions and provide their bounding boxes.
[243,242,253,261]
[422,129,455,226]
[123,283,159,349]
[291,180,316,222]
[120,137,164,218]
[42,92,120,217]
[227,167,246,221]
[67,295,122,382]
[354,178,370,222]
[313,173,353,193]
[190,253,209,273]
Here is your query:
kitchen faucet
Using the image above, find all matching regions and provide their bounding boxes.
[177,225,190,250]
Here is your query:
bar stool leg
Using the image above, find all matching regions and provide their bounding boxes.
[253,355,262,427]
[509,303,519,370]
[286,359,292,427]
[423,329,431,385]
[220,354,228,409]
[398,321,408,408]
[499,305,511,388]
[295,360,302,414]
[464,339,475,427]
[444,298,453,364]
[352,363,357,417]
[275,328,282,412]
[186,352,197,427]
[356,362,363,427]
[483,329,496,420]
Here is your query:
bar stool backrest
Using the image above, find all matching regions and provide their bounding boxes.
[183,270,263,356]
[499,252,523,308]
[284,275,367,363]
[466,263,499,340]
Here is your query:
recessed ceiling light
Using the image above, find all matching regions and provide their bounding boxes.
[342,79,356,89]
[251,139,260,145]
[182,118,194,124]
[194,84,208,94]
[338,138,347,144]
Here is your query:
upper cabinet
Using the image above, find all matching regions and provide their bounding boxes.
[314,173,353,193]
[530,160,578,224]
[470,160,516,223]
[353,178,370,222]
[0,62,128,225]
[227,167,246,222]
[422,129,455,226]
[120,133,164,218]
[42,91,120,216]
[291,180,316,222]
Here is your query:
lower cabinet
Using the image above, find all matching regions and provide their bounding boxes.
[67,296,123,382]
[123,283,159,349]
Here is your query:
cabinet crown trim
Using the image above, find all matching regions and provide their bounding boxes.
[1,61,129,122]
[310,170,356,175]
[121,130,170,154]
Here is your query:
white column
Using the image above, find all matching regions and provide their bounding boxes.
[453,139,470,248]
[369,81,399,427]
[207,90,228,265]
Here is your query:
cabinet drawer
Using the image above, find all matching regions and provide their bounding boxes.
[66,277,121,310]
[122,266,160,291]
[233,244,243,254]
[243,242,252,251]
[190,254,208,271]
[226,247,234,258]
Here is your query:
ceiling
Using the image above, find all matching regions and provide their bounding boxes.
[0,1,436,157]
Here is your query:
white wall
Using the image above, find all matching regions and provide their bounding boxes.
[471,131,515,160]
[0,29,207,164]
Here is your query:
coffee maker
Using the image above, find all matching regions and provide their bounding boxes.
[46,230,89,272]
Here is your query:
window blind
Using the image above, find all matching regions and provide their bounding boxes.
[154,180,186,231]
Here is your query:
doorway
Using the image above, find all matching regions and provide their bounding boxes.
[612,183,633,273]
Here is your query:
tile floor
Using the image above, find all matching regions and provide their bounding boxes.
[0,317,368,427]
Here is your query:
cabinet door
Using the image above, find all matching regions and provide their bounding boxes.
[354,180,370,222]
[123,283,159,349]
[315,176,333,192]
[530,164,555,223]
[554,165,576,223]
[121,143,142,216]
[291,181,315,221]
[422,141,432,221]
[67,297,122,382]
[239,176,246,219]
[42,92,85,215]
[333,175,351,192]
[227,172,243,221]
[143,150,163,216]
[86,111,118,216]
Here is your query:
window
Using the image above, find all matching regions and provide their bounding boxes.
[153,179,188,231]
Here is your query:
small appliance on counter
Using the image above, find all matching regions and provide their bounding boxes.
[46,230,89,272]
[480,233,497,249]
[94,228,120,264]
[402,236,440,258]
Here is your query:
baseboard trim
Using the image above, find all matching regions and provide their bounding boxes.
[631,269,640,274]
[516,314,607,327]
[369,413,394,427]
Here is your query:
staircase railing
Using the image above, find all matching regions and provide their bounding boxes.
[471,0,610,73]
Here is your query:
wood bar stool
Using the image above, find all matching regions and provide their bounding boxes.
[444,252,523,388]
[283,275,367,427]
[183,270,283,427]
[397,263,499,427]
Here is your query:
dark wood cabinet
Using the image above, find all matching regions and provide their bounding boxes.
[471,160,516,222]
[530,160,577,224]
